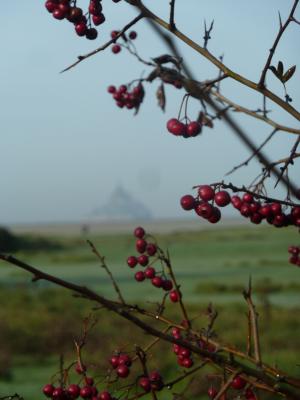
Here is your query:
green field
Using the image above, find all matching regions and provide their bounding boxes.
[0,224,299,399]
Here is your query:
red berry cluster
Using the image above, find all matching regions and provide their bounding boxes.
[107,83,144,110]
[45,0,107,40]
[167,118,202,138]
[126,227,181,302]
[109,352,132,378]
[208,376,256,399]
[181,184,300,228]
[138,371,164,392]
[110,29,138,54]
[171,327,194,369]
[288,245,300,266]
[42,376,115,400]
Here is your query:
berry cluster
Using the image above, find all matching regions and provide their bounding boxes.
[107,83,144,111]
[138,371,164,392]
[167,118,202,138]
[109,352,132,378]
[126,227,181,302]
[45,0,109,40]
[171,327,194,369]
[43,376,115,400]
[208,376,257,399]
[288,245,300,266]
[181,184,300,228]
[110,29,138,54]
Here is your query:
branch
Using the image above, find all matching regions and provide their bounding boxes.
[274,135,300,187]
[1,254,300,399]
[61,13,144,73]
[169,0,176,30]
[87,240,126,304]
[258,0,299,88]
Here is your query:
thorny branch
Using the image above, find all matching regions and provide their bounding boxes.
[1,254,300,399]
[258,0,299,88]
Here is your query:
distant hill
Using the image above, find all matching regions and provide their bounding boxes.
[91,185,153,221]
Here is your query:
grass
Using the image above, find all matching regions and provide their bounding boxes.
[0,224,299,399]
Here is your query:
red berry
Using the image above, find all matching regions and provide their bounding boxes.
[75,362,86,374]
[135,271,145,282]
[52,8,65,19]
[240,203,252,217]
[186,121,201,137]
[127,256,138,268]
[137,254,149,266]
[195,202,213,219]
[162,279,173,291]
[169,290,180,302]
[86,28,98,40]
[139,377,151,392]
[99,391,112,400]
[250,213,262,224]
[179,347,191,358]
[151,276,163,288]
[107,85,116,94]
[214,191,231,207]
[80,386,93,399]
[116,364,130,378]
[45,1,57,13]
[111,30,120,39]
[208,386,217,399]
[52,388,65,400]
[67,7,83,22]
[231,375,246,390]
[182,357,193,368]
[259,204,272,218]
[208,207,221,223]
[245,388,256,400]
[110,355,120,369]
[180,194,195,210]
[149,371,162,382]
[146,243,157,256]
[134,226,145,238]
[231,195,242,210]
[129,31,137,40]
[242,193,254,203]
[85,376,94,386]
[112,44,121,54]
[173,344,181,354]
[75,22,87,36]
[273,213,285,227]
[171,327,181,338]
[198,185,215,201]
[145,266,156,279]
[136,238,147,253]
[118,353,132,367]
[166,118,186,136]
[43,384,55,397]
[92,13,105,25]
[67,384,80,399]
[271,202,282,215]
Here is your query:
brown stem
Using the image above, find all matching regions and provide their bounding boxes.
[87,240,125,304]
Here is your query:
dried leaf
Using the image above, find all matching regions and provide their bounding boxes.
[269,65,279,77]
[282,65,296,83]
[152,54,181,69]
[277,61,284,77]
[156,83,166,112]
[198,111,213,128]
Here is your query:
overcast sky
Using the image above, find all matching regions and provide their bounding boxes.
[0,1,299,224]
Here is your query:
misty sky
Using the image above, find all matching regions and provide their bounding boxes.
[0,1,299,224]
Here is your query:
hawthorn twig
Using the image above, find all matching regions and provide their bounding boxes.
[243,279,262,365]
[213,370,241,400]
[274,135,300,187]
[87,240,125,304]
[226,129,278,176]
[61,13,144,73]
[258,0,299,88]
[203,20,214,49]
[169,0,176,30]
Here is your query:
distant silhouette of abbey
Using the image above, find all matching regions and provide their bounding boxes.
[92,185,153,221]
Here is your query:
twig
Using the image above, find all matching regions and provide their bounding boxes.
[213,370,241,400]
[203,20,214,49]
[164,361,208,388]
[87,240,125,304]
[226,129,277,175]
[258,0,299,88]
[61,13,144,73]
[274,135,300,187]
[169,0,176,30]
[196,181,300,207]
[243,279,262,365]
